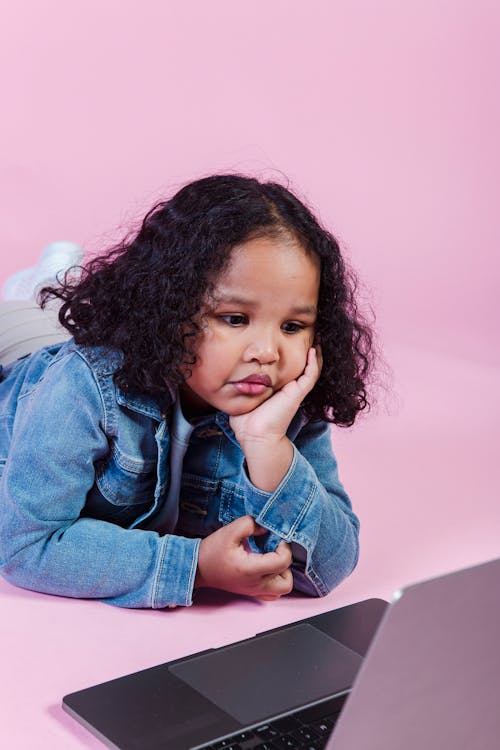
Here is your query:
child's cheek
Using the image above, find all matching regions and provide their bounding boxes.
[305,334,314,357]
[294,342,310,378]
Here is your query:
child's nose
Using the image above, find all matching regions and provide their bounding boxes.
[242,333,279,364]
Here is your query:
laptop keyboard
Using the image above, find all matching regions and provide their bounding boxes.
[198,693,347,750]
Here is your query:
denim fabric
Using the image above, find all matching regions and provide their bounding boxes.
[0,340,359,608]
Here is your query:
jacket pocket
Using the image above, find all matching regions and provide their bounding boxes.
[95,441,157,506]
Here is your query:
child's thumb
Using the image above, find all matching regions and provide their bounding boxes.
[230,515,267,542]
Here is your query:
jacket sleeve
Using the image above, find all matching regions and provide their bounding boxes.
[219,419,359,597]
[0,352,199,608]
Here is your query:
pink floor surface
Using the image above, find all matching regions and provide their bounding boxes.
[1,344,499,748]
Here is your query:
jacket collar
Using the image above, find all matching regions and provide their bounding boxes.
[73,342,174,422]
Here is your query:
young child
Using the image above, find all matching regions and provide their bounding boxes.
[0,174,373,608]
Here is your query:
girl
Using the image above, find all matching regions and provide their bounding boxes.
[0,174,373,608]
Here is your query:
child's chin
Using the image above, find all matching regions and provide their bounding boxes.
[227,400,265,417]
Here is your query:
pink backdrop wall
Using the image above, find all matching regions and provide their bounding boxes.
[1,0,499,363]
[1,5,500,745]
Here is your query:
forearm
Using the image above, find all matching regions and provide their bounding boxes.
[0,350,200,609]
[251,446,359,596]
[0,504,200,608]
[240,436,294,493]
[289,493,360,597]
[219,442,359,597]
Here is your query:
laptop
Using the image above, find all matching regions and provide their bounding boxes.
[63,557,500,750]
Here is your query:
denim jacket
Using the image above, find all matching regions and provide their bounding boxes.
[0,341,359,608]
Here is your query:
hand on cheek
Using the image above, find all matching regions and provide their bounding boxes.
[230,345,322,445]
[229,346,322,493]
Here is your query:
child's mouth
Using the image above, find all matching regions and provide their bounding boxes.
[230,374,272,396]
[232,381,271,396]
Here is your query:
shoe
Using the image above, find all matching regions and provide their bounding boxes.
[2,241,84,301]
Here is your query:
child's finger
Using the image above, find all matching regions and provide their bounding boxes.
[314,341,323,372]
[225,515,267,545]
[261,568,293,597]
[262,549,293,577]
[246,541,292,577]
[256,594,281,601]
[275,540,293,564]
[292,347,321,396]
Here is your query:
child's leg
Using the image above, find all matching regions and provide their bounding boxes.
[0,301,70,366]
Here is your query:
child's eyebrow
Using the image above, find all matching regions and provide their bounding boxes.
[214,295,317,316]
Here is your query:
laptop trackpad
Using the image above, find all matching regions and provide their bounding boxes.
[170,623,362,725]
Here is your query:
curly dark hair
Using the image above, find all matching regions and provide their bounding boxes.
[41,174,375,426]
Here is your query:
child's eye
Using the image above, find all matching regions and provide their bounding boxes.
[219,314,247,327]
[281,321,306,334]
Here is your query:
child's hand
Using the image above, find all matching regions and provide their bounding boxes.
[230,345,322,446]
[195,516,293,601]
[229,346,322,494]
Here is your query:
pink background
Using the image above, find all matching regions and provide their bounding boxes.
[1,2,499,747]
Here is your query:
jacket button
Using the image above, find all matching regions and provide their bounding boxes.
[196,428,223,438]
[180,501,208,516]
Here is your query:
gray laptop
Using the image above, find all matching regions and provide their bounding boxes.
[63,557,500,750]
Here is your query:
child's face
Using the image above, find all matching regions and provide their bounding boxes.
[179,235,320,417]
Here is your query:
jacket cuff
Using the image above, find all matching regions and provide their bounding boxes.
[254,446,316,540]
[152,535,200,608]
[219,445,315,554]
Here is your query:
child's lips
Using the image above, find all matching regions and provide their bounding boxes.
[237,374,272,386]
[229,374,273,395]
